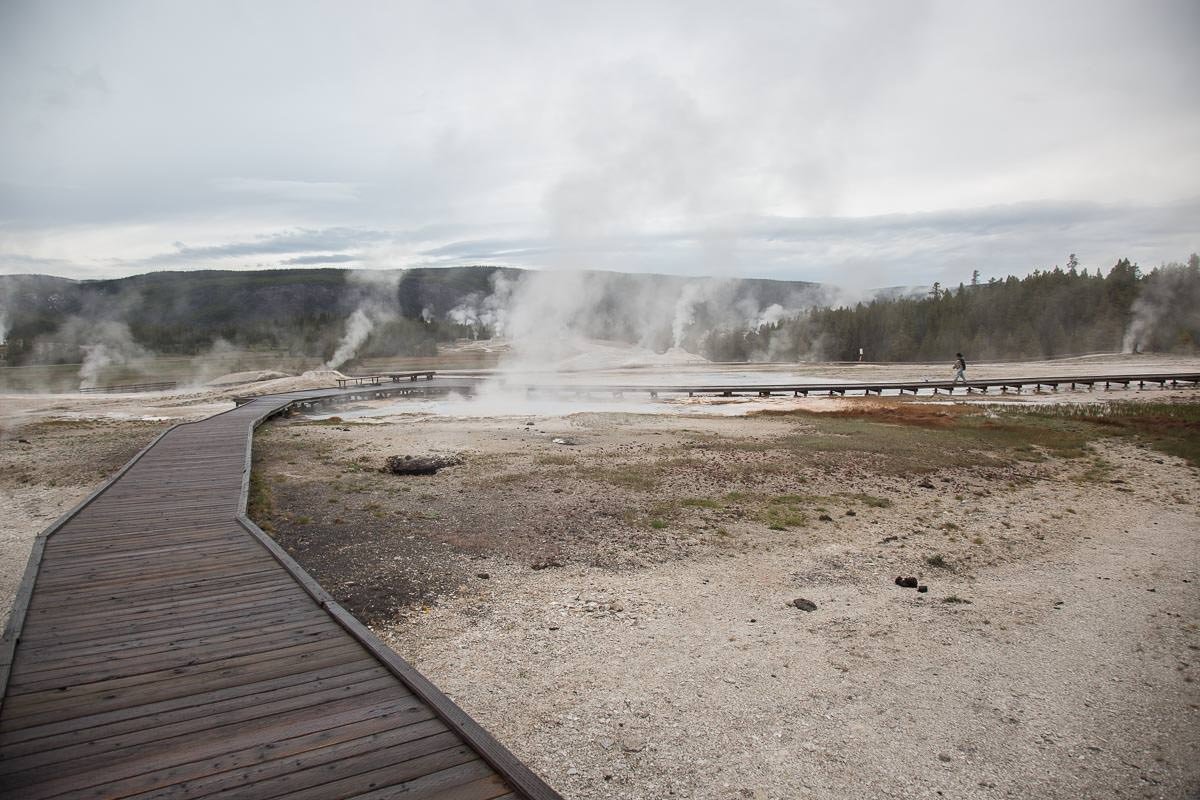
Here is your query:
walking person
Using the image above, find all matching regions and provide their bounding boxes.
[953,352,967,383]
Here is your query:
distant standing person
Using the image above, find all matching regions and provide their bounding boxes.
[953,353,967,383]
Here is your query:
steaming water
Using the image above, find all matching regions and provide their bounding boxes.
[302,391,824,421]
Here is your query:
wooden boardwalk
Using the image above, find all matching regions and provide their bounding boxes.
[0,391,560,800]
[497,371,1200,398]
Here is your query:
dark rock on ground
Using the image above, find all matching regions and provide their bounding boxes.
[917,585,928,593]
[896,576,919,588]
[791,598,818,611]
[383,453,464,475]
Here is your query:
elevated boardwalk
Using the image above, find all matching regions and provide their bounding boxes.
[0,390,560,800]
[500,371,1200,398]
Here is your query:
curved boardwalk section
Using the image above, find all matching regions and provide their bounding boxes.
[0,393,559,800]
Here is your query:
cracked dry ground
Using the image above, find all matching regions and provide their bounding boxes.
[252,400,1200,800]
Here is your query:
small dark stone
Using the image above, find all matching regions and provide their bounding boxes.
[845,509,857,517]
[918,479,936,489]
[896,576,919,588]
[476,572,490,579]
[818,514,833,522]
[917,585,928,593]
[791,598,818,612]
[531,558,564,571]
[882,535,899,543]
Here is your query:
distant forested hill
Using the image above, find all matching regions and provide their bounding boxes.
[0,266,823,365]
[2,257,1195,366]
[705,256,1200,361]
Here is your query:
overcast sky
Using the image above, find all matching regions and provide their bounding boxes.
[1,0,1197,286]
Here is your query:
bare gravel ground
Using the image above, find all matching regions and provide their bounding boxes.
[252,394,1200,800]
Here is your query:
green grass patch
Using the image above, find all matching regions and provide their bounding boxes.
[836,492,893,508]
[762,408,1105,475]
[680,497,723,509]
[1002,400,1200,467]
[247,470,273,521]
[578,464,661,491]
[535,453,577,466]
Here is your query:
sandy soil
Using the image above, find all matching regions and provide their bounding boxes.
[251,392,1200,800]
[1,354,1197,798]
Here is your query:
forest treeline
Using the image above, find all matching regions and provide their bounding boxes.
[2,257,1197,366]
[0,266,821,366]
[704,255,1200,362]
[0,267,502,364]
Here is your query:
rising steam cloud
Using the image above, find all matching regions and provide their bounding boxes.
[326,308,375,370]
[1122,260,1200,353]
[443,269,822,374]
[68,319,152,388]
[325,269,402,370]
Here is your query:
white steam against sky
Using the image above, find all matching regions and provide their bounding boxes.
[0,1,1196,285]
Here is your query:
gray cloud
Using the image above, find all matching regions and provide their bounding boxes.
[281,253,359,265]
[159,228,388,262]
[0,0,1196,286]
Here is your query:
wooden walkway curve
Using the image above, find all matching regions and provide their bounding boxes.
[0,390,561,800]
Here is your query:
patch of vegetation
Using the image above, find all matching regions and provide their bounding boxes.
[649,518,668,529]
[247,470,274,521]
[578,463,660,491]
[925,553,950,569]
[837,492,893,508]
[760,497,809,530]
[680,497,723,509]
[477,471,527,487]
[943,595,972,604]
[749,406,1106,476]
[535,453,578,466]
[1006,400,1200,467]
